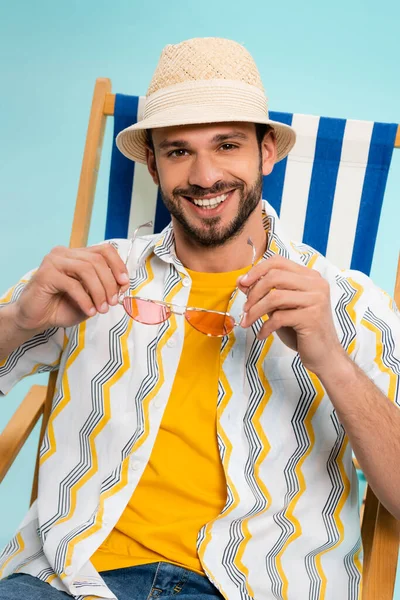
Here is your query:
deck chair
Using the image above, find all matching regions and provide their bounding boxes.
[0,77,399,599]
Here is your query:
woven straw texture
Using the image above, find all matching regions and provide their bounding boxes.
[147,38,265,96]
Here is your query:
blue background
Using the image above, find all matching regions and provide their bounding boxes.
[0,0,399,593]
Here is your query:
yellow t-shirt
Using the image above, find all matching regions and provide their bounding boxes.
[91,265,249,575]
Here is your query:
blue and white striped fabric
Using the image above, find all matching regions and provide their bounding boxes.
[105,94,397,275]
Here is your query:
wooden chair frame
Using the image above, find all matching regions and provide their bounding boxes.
[0,78,399,599]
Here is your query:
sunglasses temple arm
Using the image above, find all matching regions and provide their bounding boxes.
[247,237,256,267]
[124,220,154,270]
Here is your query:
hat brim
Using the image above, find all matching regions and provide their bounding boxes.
[116,108,296,164]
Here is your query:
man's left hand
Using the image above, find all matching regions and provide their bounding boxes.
[238,255,348,376]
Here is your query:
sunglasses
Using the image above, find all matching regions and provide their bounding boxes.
[118,222,256,337]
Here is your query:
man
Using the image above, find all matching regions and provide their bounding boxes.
[0,37,399,600]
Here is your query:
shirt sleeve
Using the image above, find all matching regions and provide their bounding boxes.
[0,269,64,396]
[354,280,400,408]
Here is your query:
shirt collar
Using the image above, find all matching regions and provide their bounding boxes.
[136,200,302,269]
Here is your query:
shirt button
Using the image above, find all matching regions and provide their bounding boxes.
[154,397,163,408]
[130,460,140,471]
[167,337,176,348]
[65,566,73,576]
[182,277,191,287]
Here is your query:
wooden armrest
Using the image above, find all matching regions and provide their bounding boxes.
[0,385,47,483]
[362,500,400,599]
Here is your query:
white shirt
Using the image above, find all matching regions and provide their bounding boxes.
[0,201,399,600]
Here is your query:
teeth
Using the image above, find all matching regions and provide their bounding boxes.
[192,193,229,208]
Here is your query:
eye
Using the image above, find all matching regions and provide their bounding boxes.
[219,143,238,151]
[168,149,189,158]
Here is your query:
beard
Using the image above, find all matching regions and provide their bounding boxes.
[158,162,264,248]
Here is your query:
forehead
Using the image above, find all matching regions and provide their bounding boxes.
[151,122,257,145]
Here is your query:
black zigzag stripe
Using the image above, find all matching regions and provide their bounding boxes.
[292,243,320,267]
[39,315,130,545]
[130,261,150,291]
[263,215,289,260]
[364,308,400,406]
[14,549,45,573]
[221,322,270,598]
[0,327,59,378]
[0,535,20,564]
[54,510,97,574]
[242,326,269,515]
[0,281,27,306]
[220,484,234,516]
[163,264,182,299]
[155,226,174,258]
[217,379,225,410]
[217,431,226,464]
[265,356,316,600]
[40,326,80,460]
[196,526,206,550]
[216,336,234,517]
[37,567,56,581]
[100,315,172,497]
[222,520,253,600]
[304,413,348,598]
[344,536,362,600]
[364,308,400,374]
[99,336,162,495]
[335,277,358,351]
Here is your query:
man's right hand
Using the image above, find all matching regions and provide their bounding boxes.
[13,243,131,333]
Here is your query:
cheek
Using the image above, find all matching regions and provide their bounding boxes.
[157,163,188,194]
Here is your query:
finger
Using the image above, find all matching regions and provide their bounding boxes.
[256,309,302,339]
[77,253,120,306]
[237,256,306,289]
[54,256,110,314]
[52,272,97,318]
[86,244,130,287]
[243,270,316,311]
[242,290,317,328]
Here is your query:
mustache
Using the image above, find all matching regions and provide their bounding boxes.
[173,181,243,198]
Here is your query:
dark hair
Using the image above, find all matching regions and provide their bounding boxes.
[146,129,155,153]
[145,123,273,153]
[255,123,273,147]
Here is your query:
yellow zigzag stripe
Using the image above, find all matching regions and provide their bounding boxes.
[345,278,364,356]
[307,253,319,269]
[63,258,180,572]
[40,326,86,466]
[0,532,25,578]
[197,331,236,600]
[354,544,363,600]
[361,318,397,402]
[290,243,319,270]
[0,276,31,305]
[314,435,351,598]
[275,372,325,599]
[234,334,274,595]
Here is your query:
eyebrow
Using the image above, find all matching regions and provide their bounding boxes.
[157,130,250,151]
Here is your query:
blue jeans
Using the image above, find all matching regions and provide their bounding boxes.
[0,562,224,599]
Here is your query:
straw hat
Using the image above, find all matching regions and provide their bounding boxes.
[116,37,296,163]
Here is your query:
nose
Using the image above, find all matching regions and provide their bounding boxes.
[187,153,224,190]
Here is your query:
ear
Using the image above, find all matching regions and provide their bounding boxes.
[146,147,159,185]
[261,129,277,177]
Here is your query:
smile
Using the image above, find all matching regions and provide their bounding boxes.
[183,190,234,210]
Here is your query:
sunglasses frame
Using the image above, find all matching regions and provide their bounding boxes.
[118,295,243,337]
[117,221,256,337]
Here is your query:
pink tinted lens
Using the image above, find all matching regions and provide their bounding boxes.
[123,298,171,324]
